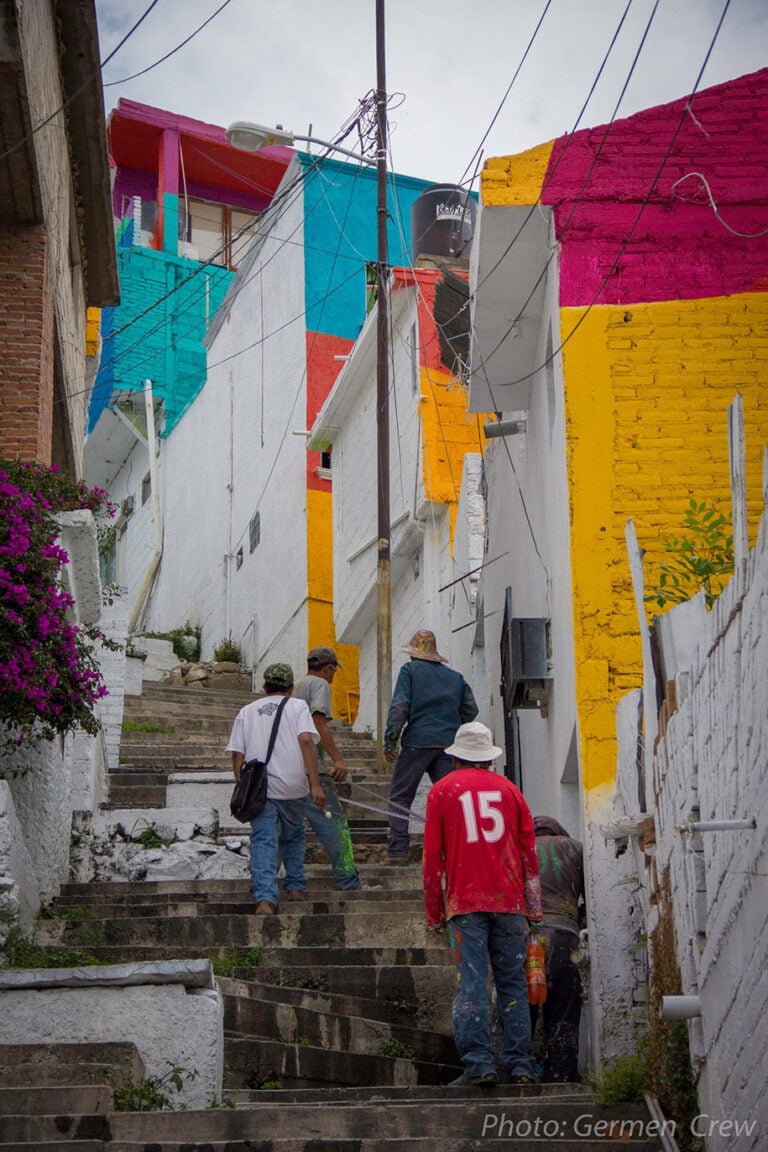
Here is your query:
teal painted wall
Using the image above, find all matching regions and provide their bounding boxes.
[89,246,232,435]
[300,156,432,340]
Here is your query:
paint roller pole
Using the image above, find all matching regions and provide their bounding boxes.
[375,0,392,770]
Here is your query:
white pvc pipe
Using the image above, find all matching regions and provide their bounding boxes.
[660,996,701,1020]
[687,819,756,832]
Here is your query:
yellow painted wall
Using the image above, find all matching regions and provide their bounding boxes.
[306,486,360,723]
[481,142,555,206]
[85,307,100,356]
[419,366,487,544]
[564,293,768,792]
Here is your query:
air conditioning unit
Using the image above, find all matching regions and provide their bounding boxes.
[504,617,552,710]
[121,495,135,518]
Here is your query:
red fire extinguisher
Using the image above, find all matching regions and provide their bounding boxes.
[525,934,547,1004]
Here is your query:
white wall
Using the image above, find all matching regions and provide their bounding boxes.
[475,242,581,831]
[148,160,310,677]
[648,497,768,1152]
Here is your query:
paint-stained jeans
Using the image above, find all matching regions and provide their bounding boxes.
[387,746,454,857]
[249,797,307,907]
[447,911,537,1080]
[304,773,361,890]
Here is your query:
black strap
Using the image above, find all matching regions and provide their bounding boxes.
[263,695,289,766]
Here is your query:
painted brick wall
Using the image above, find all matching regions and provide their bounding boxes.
[651,493,768,1152]
[563,294,768,793]
[0,224,54,463]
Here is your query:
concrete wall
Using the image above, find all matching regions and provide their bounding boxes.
[648,491,768,1152]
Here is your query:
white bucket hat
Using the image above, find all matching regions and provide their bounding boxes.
[444,721,503,762]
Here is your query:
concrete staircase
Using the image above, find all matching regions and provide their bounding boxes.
[0,682,665,1150]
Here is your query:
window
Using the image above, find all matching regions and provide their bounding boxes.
[236,547,244,570]
[99,530,117,586]
[249,511,261,554]
[410,322,419,395]
[179,198,260,269]
[141,472,151,505]
[321,450,332,471]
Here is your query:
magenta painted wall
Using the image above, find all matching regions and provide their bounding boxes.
[540,68,768,306]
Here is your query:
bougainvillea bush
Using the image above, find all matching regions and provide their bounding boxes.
[0,458,115,754]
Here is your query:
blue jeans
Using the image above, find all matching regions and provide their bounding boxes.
[249,797,307,906]
[387,746,454,857]
[447,911,537,1080]
[304,773,361,890]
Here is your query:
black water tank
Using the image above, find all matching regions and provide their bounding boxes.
[411,184,476,262]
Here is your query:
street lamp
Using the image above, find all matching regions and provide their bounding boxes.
[225,0,392,767]
[225,121,375,166]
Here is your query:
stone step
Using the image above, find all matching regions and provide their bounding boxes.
[0,1043,144,1089]
[227,1082,592,1104]
[57,873,419,899]
[224,1036,457,1090]
[47,896,423,921]
[104,1099,661,1145]
[220,982,457,1065]
[0,1143,104,1152]
[0,1116,111,1144]
[52,884,423,909]
[217,974,451,1032]
[38,910,435,951]
[107,1140,660,1152]
[0,1086,113,1116]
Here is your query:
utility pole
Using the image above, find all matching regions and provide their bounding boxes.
[375,0,391,767]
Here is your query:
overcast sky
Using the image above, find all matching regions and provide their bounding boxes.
[94,0,768,185]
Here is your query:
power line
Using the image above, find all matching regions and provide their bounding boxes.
[103,0,235,87]
[477,0,734,397]
[0,0,162,164]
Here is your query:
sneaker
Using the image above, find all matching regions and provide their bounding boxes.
[284,890,304,902]
[448,1070,499,1087]
[254,901,277,915]
[508,1074,537,1086]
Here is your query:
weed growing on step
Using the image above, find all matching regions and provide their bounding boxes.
[211,943,263,977]
[129,819,176,849]
[113,1062,198,1112]
[591,1049,650,1103]
[258,1079,283,1090]
[213,638,242,663]
[378,1038,417,1060]
[121,718,176,734]
[0,927,100,969]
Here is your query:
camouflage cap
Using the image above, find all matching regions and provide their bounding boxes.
[263,663,294,690]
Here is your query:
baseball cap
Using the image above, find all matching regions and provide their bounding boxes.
[307,646,342,668]
[263,663,294,689]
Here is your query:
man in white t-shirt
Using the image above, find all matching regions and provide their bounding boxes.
[226,663,325,914]
[294,647,361,890]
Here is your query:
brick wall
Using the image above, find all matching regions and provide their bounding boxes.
[0,224,54,463]
[650,487,768,1151]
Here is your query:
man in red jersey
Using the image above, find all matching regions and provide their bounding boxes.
[423,721,542,1087]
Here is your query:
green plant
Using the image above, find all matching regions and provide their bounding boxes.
[113,1063,198,1112]
[295,1035,312,1047]
[130,820,175,849]
[592,1049,651,1104]
[122,718,175,734]
[1,928,100,969]
[0,458,117,755]
[213,638,242,663]
[211,943,263,977]
[258,1079,282,1090]
[645,499,734,612]
[143,622,201,663]
[378,1038,416,1060]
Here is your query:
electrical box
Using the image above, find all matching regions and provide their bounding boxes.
[505,617,551,710]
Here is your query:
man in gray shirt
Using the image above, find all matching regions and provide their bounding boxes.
[293,647,362,891]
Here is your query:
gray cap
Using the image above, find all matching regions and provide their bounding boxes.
[307,646,342,668]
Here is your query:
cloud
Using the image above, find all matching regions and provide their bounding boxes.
[96,0,768,183]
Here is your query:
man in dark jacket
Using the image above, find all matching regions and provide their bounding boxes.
[531,815,586,1082]
[384,630,478,862]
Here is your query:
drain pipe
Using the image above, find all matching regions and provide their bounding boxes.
[128,379,163,634]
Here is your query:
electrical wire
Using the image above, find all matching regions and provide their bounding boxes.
[477,0,734,397]
[103,0,235,87]
[457,0,553,188]
[671,172,768,238]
